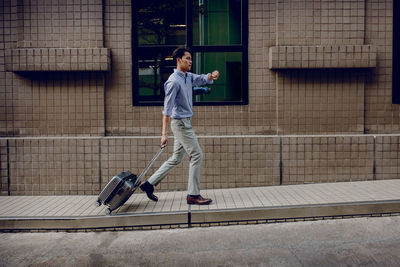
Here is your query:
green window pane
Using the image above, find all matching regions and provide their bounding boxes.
[193,0,242,45]
[193,52,243,102]
[137,0,186,46]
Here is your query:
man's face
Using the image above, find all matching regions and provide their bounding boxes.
[178,52,192,72]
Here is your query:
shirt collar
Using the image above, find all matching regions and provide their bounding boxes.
[174,68,187,79]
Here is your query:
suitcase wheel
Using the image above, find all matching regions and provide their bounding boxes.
[94,200,102,207]
[105,208,112,215]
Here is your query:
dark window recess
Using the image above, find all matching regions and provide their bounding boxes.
[393,0,400,104]
[132,0,248,106]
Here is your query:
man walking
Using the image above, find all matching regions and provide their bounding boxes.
[140,47,220,205]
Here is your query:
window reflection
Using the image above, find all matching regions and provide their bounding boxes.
[133,0,247,105]
[137,0,186,45]
[138,51,175,101]
[138,51,243,103]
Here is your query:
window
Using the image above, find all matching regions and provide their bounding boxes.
[132,0,248,106]
[393,0,400,104]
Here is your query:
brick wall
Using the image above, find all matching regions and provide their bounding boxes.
[364,0,399,133]
[0,1,399,195]
[1,0,106,136]
[1,0,395,137]
[282,136,374,184]
[0,139,8,195]
[376,136,400,179]
[0,136,281,195]
[1,135,399,196]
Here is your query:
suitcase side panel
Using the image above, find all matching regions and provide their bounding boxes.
[98,176,125,204]
[107,181,138,211]
[98,171,138,205]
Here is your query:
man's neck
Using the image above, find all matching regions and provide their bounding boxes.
[177,66,187,73]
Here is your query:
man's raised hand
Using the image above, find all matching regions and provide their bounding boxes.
[209,70,220,80]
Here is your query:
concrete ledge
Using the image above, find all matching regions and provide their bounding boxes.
[269,45,376,69]
[5,48,111,72]
[191,200,400,224]
[0,211,188,231]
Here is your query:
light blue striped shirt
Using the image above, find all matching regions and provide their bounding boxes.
[163,69,213,119]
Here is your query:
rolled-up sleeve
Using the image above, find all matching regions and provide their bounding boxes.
[192,73,214,87]
[162,80,178,116]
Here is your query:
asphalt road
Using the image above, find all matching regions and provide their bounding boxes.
[1,216,399,267]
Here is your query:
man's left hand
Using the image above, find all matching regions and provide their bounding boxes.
[209,70,220,80]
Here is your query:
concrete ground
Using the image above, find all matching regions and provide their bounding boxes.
[1,216,399,267]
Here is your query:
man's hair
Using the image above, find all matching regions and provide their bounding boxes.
[172,47,191,63]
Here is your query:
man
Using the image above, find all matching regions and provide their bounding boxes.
[140,47,220,205]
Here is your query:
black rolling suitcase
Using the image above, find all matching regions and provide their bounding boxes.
[95,145,166,215]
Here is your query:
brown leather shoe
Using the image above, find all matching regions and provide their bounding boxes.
[187,195,212,205]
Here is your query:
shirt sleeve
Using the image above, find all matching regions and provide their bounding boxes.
[191,73,214,87]
[162,80,179,117]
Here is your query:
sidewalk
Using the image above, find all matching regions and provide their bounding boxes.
[1,179,400,232]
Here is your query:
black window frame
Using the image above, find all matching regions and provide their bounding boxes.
[393,0,399,104]
[132,0,248,106]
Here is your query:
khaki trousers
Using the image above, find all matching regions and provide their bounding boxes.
[147,118,203,195]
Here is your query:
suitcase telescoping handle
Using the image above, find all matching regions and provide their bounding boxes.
[135,144,167,186]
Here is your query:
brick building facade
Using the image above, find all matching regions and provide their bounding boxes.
[0,0,398,196]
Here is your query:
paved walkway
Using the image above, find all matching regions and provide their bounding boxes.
[1,179,400,231]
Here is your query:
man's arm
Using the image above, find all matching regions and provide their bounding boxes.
[192,70,220,87]
[161,115,171,146]
[161,79,177,146]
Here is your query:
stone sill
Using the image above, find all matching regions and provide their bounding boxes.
[269,45,376,69]
[5,48,111,72]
